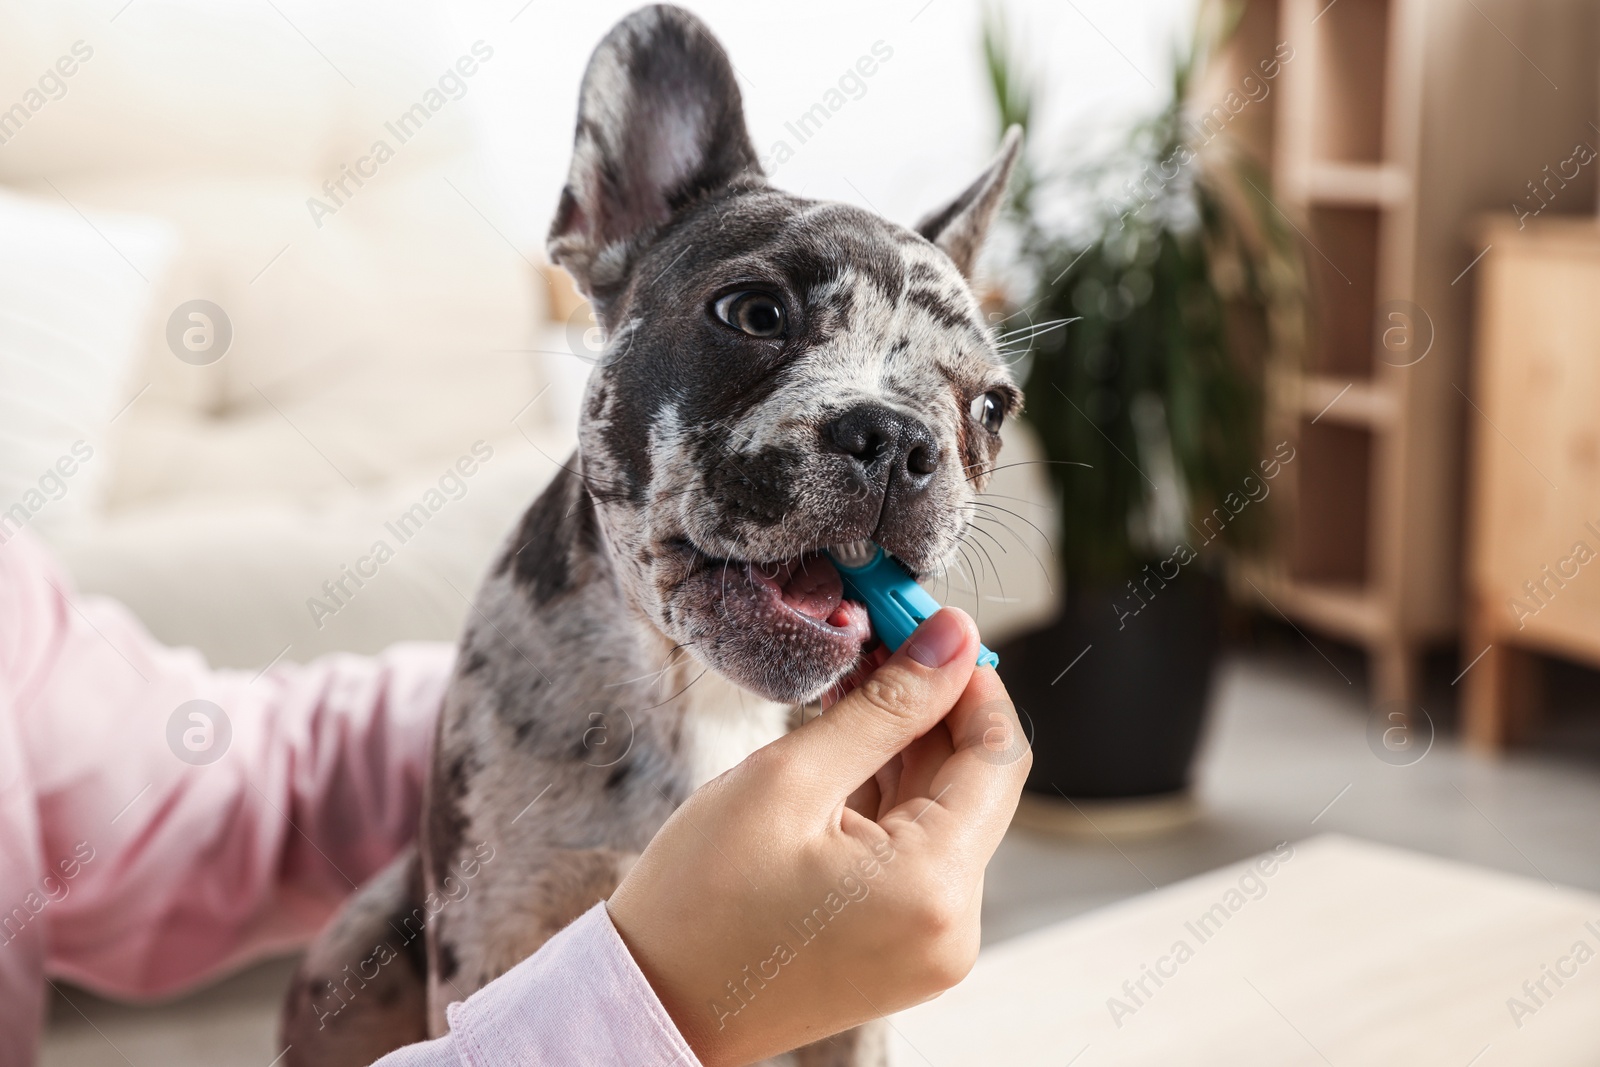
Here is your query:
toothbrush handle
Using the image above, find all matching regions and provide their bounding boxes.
[838,561,1000,670]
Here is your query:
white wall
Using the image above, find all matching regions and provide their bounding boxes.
[2,0,1196,253]
[435,0,1197,250]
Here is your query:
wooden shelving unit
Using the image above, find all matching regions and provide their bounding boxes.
[1205,0,1599,704]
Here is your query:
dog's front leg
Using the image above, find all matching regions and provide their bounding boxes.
[423,845,638,1036]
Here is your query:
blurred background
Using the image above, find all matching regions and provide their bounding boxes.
[5,0,1600,1062]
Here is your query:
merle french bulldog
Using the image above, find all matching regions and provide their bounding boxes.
[280,6,1021,1065]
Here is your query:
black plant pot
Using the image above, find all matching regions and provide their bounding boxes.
[996,567,1223,799]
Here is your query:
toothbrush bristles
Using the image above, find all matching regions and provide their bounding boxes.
[828,539,878,568]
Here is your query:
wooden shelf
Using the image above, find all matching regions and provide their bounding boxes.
[1305,205,1381,378]
[1297,376,1397,428]
[1235,563,1389,644]
[1307,0,1391,164]
[1290,420,1373,586]
[1303,162,1411,206]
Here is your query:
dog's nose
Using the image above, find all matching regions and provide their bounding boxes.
[825,403,941,492]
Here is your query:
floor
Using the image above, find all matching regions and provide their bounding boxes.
[983,636,1600,943]
[41,634,1600,1066]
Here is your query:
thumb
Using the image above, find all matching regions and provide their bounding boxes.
[776,608,980,804]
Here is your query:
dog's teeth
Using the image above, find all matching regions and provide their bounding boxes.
[827,540,878,568]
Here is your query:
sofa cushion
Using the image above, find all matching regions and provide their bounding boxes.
[0,188,174,538]
[0,0,545,512]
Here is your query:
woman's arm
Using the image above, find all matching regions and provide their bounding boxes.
[0,529,449,1002]
[372,609,1025,1067]
[372,903,700,1066]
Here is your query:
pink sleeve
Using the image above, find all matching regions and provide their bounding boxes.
[0,529,450,1004]
[1,531,699,1067]
[373,903,702,1067]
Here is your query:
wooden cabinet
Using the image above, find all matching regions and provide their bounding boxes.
[1464,219,1600,748]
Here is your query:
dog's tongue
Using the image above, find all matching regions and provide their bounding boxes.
[747,552,871,637]
[780,553,843,620]
[753,552,843,621]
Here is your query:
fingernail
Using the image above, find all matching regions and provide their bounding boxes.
[906,609,967,668]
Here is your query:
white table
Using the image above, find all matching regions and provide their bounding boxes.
[891,835,1600,1066]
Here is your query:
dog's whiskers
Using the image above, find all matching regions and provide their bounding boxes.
[953,542,987,627]
[607,640,699,696]
[631,667,710,715]
[963,457,1093,481]
[961,502,1057,590]
[961,525,1010,598]
[966,498,1058,556]
[992,316,1077,343]
[945,551,977,594]
[967,489,1043,508]
[966,513,1053,590]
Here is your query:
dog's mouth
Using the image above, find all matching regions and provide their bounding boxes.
[670,539,879,701]
[746,551,872,638]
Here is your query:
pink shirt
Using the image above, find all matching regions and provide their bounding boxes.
[0,529,698,1065]
[380,904,697,1067]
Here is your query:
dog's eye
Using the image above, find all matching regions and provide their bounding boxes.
[714,291,786,339]
[969,391,1005,434]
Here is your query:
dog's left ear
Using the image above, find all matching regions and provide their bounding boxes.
[915,125,1023,279]
[548,5,762,304]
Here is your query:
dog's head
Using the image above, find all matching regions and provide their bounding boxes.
[549,5,1022,704]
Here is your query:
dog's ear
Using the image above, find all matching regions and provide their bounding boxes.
[548,5,762,301]
[915,125,1023,279]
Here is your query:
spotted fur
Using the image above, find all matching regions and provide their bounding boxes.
[282,7,1021,1065]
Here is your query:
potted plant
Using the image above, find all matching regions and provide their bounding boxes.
[982,5,1304,827]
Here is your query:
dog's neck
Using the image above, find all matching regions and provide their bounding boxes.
[480,455,792,793]
[629,598,800,788]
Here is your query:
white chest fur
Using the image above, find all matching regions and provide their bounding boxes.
[675,670,791,789]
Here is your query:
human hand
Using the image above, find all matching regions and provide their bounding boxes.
[607,608,1029,1067]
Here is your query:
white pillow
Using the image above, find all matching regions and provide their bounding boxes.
[0,187,174,539]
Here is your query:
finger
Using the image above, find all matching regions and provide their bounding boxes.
[771,608,980,804]
[883,669,1028,853]
[873,752,904,819]
[821,643,889,710]
[895,719,954,804]
[845,773,881,817]
[945,670,1029,775]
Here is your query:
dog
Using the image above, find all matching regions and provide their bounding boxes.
[280,6,1021,1064]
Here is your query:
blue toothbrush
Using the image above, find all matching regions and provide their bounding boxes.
[826,541,1000,669]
